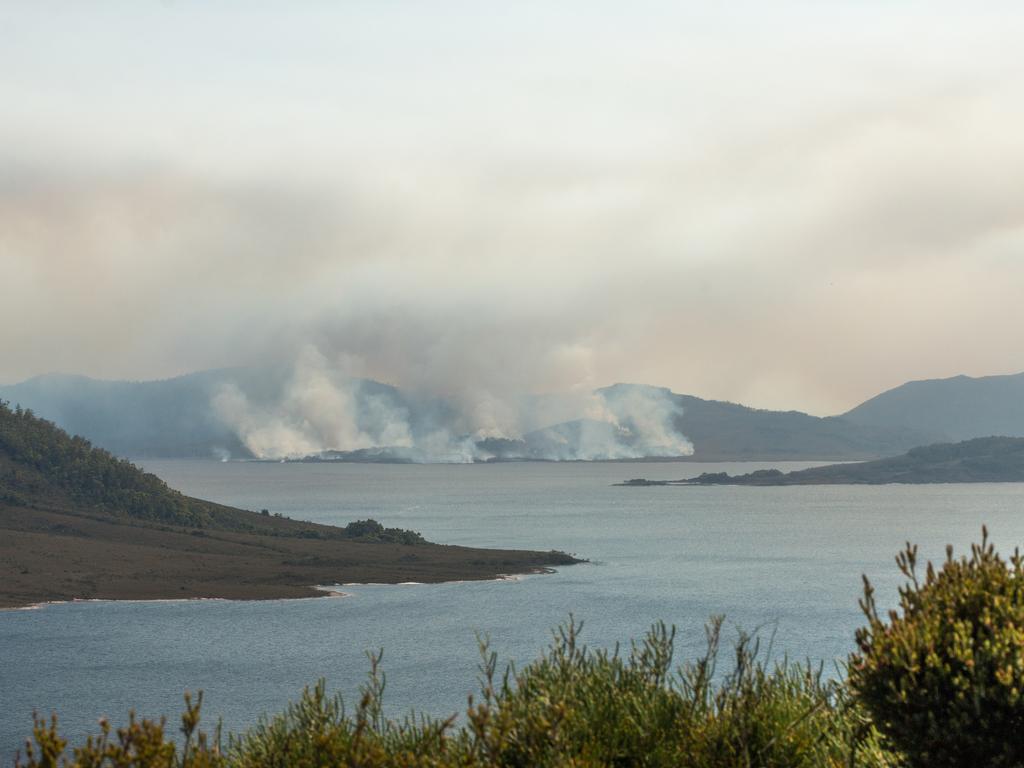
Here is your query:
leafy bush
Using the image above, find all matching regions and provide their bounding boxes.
[341,518,426,545]
[17,619,890,767]
[465,617,888,768]
[850,528,1024,767]
[16,693,221,768]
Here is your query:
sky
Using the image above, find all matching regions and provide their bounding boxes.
[2,1,1023,416]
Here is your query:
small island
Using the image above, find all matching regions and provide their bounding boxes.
[616,437,1024,487]
[0,402,581,610]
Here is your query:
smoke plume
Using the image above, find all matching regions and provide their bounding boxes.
[211,346,692,463]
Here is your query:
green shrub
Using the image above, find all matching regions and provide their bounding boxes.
[340,519,426,545]
[16,693,221,768]
[850,528,1024,767]
[225,653,459,768]
[17,620,890,768]
[465,617,889,767]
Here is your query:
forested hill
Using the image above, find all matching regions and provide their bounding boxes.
[685,437,1024,486]
[0,400,415,540]
[0,400,581,608]
[0,399,217,527]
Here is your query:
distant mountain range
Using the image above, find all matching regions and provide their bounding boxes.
[0,369,258,459]
[841,371,1024,442]
[480,385,932,462]
[1,368,1020,463]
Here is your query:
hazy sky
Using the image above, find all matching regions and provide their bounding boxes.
[2,1,1023,414]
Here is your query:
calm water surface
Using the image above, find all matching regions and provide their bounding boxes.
[4,459,1024,759]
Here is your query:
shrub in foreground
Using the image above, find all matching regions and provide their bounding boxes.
[850,527,1024,768]
[17,693,220,768]
[465,618,886,767]
[16,619,889,768]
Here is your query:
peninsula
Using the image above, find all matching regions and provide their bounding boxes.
[617,437,1024,487]
[0,402,580,610]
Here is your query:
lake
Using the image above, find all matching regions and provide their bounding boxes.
[4,459,1024,760]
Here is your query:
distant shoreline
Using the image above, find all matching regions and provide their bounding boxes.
[227,455,861,465]
[0,576,547,612]
[614,438,1024,487]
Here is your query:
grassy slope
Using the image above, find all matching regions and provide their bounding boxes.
[0,403,579,608]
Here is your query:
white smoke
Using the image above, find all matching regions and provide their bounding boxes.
[212,346,414,459]
[211,347,693,463]
[518,386,694,461]
[211,446,232,463]
[597,385,694,457]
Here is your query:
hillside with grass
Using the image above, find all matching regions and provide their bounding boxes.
[0,401,580,609]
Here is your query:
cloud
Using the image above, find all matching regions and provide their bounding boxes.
[2,2,1024,416]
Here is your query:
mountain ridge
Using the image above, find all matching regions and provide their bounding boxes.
[841,370,1024,442]
[5,368,1019,463]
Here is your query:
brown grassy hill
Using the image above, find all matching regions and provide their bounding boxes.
[0,402,580,609]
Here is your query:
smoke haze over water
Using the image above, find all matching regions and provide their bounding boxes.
[3,3,1024,415]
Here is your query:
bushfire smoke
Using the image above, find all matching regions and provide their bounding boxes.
[4,3,1024,416]
[211,346,692,462]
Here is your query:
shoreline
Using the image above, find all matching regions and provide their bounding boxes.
[0,570,557,612]
[3,590,351,613]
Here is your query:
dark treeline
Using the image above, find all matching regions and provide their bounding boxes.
[0,400,424,544]
[0,399,212,527]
